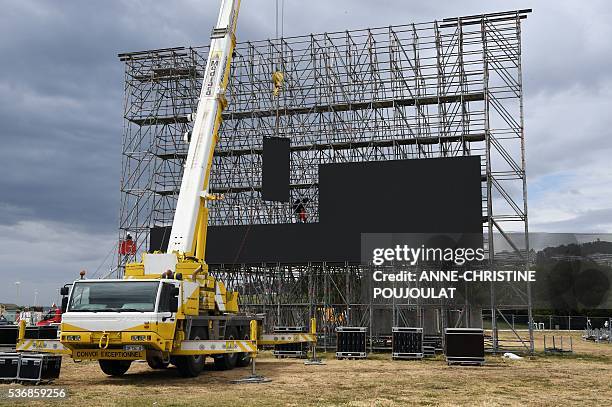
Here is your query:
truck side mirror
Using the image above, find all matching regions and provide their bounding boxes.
[60,286,69,296]
[61,297,69,313]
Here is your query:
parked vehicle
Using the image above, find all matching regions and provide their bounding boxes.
[36,308,62,327]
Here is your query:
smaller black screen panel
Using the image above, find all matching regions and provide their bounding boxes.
[262,137,290,201]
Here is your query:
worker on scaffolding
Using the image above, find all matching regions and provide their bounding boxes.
[293,198,308,223]
[119,233,136,256]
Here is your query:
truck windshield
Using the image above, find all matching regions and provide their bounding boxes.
[68,281,160,312]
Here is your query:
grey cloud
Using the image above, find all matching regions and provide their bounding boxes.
[531,208,612,233]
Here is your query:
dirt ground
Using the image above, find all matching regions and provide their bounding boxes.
[1,331,610,406]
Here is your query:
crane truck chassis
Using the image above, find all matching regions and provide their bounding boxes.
[15,260,317,378]
[13,0,318,379]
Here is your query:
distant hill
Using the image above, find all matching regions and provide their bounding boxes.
[539,240,612,258]
[493,232,612,253]
[532,240,612,312]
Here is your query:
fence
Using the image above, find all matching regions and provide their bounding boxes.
[483,313,611,332]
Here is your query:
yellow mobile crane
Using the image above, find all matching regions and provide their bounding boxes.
[16,0,316,378]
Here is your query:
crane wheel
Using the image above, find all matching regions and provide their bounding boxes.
[146,355,169,369]
[235,329,252,367]
[99,360,131,376]
[175,327,207,377]
[214,326,239,370]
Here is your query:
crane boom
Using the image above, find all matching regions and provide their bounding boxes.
[168,0,241,257]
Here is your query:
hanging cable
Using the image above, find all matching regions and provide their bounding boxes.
[272,0,286,141]
[92,239,119,279]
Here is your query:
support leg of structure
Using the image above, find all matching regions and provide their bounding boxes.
[304,342,325,365]
[230,357,271,384]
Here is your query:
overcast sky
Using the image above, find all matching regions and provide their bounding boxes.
[1,0,611,306]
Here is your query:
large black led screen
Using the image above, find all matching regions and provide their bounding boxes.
[150,156,483,264]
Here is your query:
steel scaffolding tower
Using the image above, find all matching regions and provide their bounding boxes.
[118,9,532,352]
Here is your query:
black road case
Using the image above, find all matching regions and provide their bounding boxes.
[336,327,367,359]
[272,326,309,358]
[17,353,62,384]
[423,335,443,354]
[24,326,59,340]
[0,352,21,382]
[423,345,436,357]
[392,327,423,360]
[0,326,18,348]
[444,328,485,366]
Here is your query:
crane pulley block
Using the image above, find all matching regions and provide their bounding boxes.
[272,71,284,96]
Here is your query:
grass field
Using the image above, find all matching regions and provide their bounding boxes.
[1,331,610,406]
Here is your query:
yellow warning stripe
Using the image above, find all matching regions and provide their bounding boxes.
[16,339,70,354]
[174,339,257,355]
[237,341,253,352]
[17,339,33,351]
[259,333,316,345]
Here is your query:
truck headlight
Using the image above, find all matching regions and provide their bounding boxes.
[131,335,147,341]
[64,335,81,341]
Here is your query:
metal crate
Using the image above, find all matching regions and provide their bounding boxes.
[17,353,62,384]
[272,326,306,333]
[272,326,309,358]
[423,335,443,354]
[336,327,367,359]
[444,328,485,366]
[0,326,18,349]
[0,352,20,382]
[423,345,436,357]
[392,327,423,360]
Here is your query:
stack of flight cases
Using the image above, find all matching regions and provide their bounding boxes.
[0,325,62,384]
[423,334,443,357]
[444,328,485,366]
[336,327,367,359]
[272,326,309,358]
[0,352,62,384]
[392,327,423,360]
